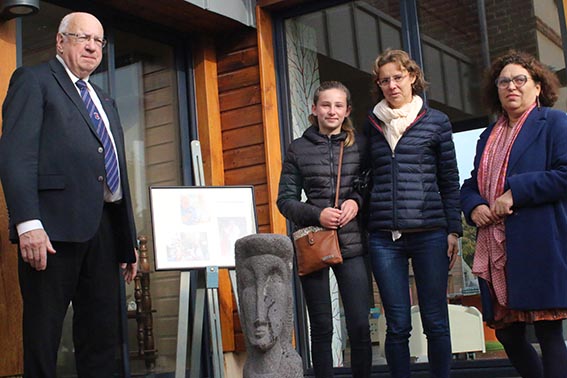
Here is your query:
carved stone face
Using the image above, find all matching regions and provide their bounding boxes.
[238,254,289,351]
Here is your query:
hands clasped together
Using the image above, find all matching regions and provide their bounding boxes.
[319,199,359,229]
[471,189,514,228]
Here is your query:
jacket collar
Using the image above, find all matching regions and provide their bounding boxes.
[507,107,548,173]
[49,58,115,144]
[49,59,95,131]
[303,124,347,144]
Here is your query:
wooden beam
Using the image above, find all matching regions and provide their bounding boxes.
[193,38,237,352]
[256,6,287,234]
[193,38,225,187]
[0,19,23,377]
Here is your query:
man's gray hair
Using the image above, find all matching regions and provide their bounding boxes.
[58,13,73,33]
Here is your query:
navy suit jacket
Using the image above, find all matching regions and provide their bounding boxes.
[461,107,567,315]
[0,58,136,263]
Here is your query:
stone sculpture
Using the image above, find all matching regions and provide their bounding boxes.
[235,234,303,378]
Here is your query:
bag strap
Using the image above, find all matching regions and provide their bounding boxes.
[334,141,345,208]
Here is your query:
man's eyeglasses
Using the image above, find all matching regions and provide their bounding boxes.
[495,74,531,89]
[61,32,107,48]
[377,74,407,88]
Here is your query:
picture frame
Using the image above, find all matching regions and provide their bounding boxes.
[149,186,257,270]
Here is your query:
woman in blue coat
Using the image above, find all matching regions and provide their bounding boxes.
[461,50,567,377]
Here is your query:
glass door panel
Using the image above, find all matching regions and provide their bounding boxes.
[284,0,402,370]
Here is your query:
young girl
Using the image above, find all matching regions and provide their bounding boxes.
[277,81,372,378]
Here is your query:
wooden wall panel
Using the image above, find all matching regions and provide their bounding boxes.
[224,165,267,186]
[146,144,178,164]
[222,124,264,149]
[143,70,173,92]
[145,105,175,127]
[219,84,261,111]
[255,204,270,226]
[216,28,276,353]
[144,87,173,110]
[0,19,23,377]
[217,48,259,74]
[146,124,176,145]
[253,184,269,205]
[223,143,265,169]
[220,104,263,129]
[218,66,260,92]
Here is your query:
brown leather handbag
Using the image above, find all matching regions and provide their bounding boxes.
[292,141,344,276]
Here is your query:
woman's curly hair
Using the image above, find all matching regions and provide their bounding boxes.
[483,50,560,114]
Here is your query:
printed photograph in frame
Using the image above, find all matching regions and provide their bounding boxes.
[149,186,257,270]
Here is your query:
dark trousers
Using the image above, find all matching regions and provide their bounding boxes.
[19,204,122,378]
[300,255,372,378]
[496,321,567,378]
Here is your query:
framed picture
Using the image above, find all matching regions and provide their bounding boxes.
[149,186,257,270]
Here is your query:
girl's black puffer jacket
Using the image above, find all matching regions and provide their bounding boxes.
[277,125,367,259]
[364,105,462,235]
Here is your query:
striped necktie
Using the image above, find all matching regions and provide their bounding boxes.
[76,79,120,193]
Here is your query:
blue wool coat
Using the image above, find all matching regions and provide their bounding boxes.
[461,107,567,314]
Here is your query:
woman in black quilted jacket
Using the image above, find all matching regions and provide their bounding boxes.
[277,81,371,378]
[364,50,462,378]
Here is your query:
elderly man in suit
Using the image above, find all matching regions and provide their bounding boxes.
[0,12,137,377]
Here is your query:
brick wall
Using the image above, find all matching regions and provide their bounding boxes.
[485,0,537,59]
[419,0,538,65]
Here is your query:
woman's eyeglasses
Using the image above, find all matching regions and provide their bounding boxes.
[377,74,407,88]
[495,74,531,89]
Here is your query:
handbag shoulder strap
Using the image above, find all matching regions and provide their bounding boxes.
[334,141,344,208]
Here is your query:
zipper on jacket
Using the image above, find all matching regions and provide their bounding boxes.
[369,109,427,229]
[391,152,397,228]
[392,110,425,228]
[328,138,336,208]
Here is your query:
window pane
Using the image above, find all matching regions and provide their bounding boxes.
[113,30,182,235]
[417,0,497,362]
[284,0,401,369]
[111,31,183,372]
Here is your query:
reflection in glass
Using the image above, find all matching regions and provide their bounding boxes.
[418,0,487,132]
[111,31,182,373]
[112,30,182,236]
[284,1,402,369]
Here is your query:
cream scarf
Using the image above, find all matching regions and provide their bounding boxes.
[373,95,423,151]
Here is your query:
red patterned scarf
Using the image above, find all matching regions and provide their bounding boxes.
[473,104,536,309]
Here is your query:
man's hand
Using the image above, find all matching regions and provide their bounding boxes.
[19,229,56,271]
[121,248,139,284]
[447,233,459,270]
